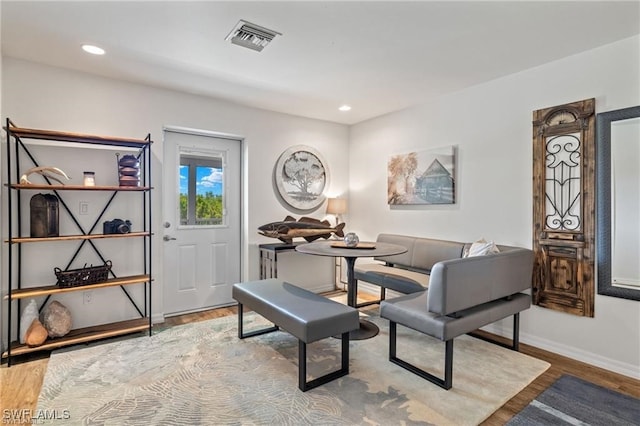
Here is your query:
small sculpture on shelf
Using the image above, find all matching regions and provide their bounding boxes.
[20,166,70,185]
[25,319,48,347]
[19,299,40,344]
[116,153,141,187]
[40,301,72,338]
[20,299,49,347]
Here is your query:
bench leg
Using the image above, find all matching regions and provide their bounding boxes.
[388,321,454,390]
[237,303,279,339]
[299,332,350,392]
[468,313,521,351]
[355,286,387,309]
[513,313,520,351]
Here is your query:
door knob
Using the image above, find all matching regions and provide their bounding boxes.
[163,222,171,228]
[163,235,177,241]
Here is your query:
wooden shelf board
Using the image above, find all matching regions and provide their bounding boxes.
[8,183,151,191]
[2,318,150,358]
[6,126,151,148]
[5,274,151,300]
[7,232,150,244]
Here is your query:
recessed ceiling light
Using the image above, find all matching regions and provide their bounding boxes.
[339,105,352,112]
[82,44,105,55]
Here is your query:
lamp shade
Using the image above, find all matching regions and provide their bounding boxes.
[326,198,347,215]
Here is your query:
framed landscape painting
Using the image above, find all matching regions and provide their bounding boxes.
[388,146,455,205]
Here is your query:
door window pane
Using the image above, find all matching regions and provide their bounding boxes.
[195,165,223,225]
[180,155,224,226]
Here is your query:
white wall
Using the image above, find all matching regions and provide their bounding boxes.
[349,35,640,378]
[1,57,349,337]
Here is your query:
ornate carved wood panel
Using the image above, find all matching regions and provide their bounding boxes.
[532,99,595,317]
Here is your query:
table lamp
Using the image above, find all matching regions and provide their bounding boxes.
[326,198,347,226]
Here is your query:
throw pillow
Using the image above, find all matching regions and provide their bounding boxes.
[464,238,500,257]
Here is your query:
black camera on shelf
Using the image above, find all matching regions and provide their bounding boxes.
[103,219,132,234]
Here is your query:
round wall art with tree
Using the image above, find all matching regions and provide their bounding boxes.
[274,145,329,211]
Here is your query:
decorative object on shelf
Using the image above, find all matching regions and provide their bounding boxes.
[388,146,456,205]
[258,215,345,244]
[83,171,96,186]
[326,198,347,226]
[343,232,360,247]
[30,193,59,237]
[117,153,141,187]
[25,319,48,347]
[274,145,329,211]
[55,260,113,287]
[19,165,71,185]
[103,219,132,234]
[19,299,40,344]
[40,301,72,338]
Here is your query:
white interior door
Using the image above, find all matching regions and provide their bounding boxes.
[163,128,242,316]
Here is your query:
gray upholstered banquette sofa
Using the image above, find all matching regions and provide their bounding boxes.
[355,234,534,390]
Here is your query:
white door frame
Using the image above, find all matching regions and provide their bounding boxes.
[162,125,247,316]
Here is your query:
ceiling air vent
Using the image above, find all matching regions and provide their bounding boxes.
[225,20,281,52]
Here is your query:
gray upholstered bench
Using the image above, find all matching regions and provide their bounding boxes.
[379,247,534,390]
[232,279,359,392]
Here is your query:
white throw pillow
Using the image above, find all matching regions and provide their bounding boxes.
[464,238,500,257]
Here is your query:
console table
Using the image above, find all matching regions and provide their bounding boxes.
[259,242,304,279]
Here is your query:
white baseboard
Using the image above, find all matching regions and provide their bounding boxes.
[358,284,640,380]
[512,327,640,380]
[358,282,399,299]
[307,284,337,294]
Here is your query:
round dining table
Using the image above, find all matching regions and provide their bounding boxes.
[295,240,407,340]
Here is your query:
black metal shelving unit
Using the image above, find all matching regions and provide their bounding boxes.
[2,119,153,366]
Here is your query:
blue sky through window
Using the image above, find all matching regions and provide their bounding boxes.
[180,165,223,195]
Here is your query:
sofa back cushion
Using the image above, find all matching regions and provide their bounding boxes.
[374,234,466,272]
[373,234,416,266]
[427,247,534,316]
[412,238,466,271]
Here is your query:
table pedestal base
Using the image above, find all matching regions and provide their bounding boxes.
[336,319,379,340]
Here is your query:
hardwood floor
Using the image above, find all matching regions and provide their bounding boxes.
[2,296,638,425]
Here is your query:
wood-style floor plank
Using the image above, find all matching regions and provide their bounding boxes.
[2,295,638,425]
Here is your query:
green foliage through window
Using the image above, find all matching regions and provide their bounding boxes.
[180,192,223,225]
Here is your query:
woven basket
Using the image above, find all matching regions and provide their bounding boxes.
[55,260,112,287]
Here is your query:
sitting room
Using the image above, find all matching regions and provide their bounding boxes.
[1,1,639,424]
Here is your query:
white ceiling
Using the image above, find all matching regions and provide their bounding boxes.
[2,1,639,125]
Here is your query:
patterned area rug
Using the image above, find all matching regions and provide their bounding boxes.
[37,312,549,425]
[507,374,640,425]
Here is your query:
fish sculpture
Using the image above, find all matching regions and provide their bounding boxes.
[258,216,345,244]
